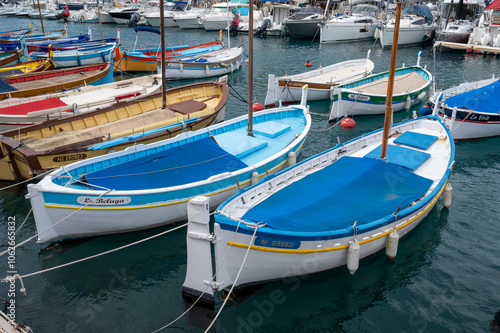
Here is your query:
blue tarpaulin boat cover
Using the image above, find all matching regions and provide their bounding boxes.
[404,5,433,25]
[445,80,500,113]
[134,27,161,35]
[242,156,433,232]
[0,79,17,93]
[82,137,248,190]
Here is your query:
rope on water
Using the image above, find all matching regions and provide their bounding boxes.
[204,224,260,333]
[0,189,112,257]
[152,218,259,332]
[1,223,188,288]
[310,116,346,132]
[227,81,248,104]
[0,208,32,248]
[0,169,53,191]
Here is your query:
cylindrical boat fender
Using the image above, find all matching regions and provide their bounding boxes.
[287,151,296,167]
[374,28,380,40]
[251,171,259,185]
[405,95,411,110]
[442,182,453,208]
[417,91,426,101]
[347,239,360,275]
[386,229,400,259]
[180,63,183,72]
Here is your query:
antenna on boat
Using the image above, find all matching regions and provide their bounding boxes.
[380,0,402,160]
[247,0,254,137]
[160,0,167,109]
[36,0,45,33]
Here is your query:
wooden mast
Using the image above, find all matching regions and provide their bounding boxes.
[96,0,105,44]
[247,0,254,136]
[36,0,45,33]
[380,0,402,159]
[160,0,167,109]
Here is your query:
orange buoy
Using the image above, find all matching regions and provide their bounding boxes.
[340,118,356,128]
[34,28,39,31]
[305,60,313,68]
[253,103,264,111]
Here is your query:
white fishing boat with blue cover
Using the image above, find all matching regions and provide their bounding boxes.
[329,52,431,122]
[182,114,454,301]
[429,77,500,140]
[182,2,455,304]
[26,87,311,244]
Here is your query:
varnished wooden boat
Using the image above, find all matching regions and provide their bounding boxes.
[0,62,113,100]
[0,77,229,181]
[0,74,162,130]
[0,48,25,67]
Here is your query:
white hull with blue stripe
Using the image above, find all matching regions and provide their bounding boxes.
[30,43,117,68]
[329,53,431,122]
[182,115,454,301]
[27,87,311,244]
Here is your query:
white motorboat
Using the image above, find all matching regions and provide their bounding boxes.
[320,4,381,43]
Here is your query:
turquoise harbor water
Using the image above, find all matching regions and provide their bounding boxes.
[0,17,499,332]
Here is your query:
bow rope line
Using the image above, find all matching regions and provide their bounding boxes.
[0,190,112,257]
[0,168,53,191]
[1,223,188,291]
[152,216,248,332]
[204,223,261,333]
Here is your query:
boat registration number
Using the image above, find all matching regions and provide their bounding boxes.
[255,237,300,249]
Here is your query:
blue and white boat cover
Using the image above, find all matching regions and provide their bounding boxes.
[445,80,500,113]
[81,137,248,190]
[241,156,433,232]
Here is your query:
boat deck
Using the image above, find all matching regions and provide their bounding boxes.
[296,64,368,83]
[352,71,427,94]
[9,71,101,90]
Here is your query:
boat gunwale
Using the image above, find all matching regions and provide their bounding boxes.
[39,106,311,195]
[214,115,455,240]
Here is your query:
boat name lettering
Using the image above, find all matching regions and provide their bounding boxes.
[12,153,29,165]
[347,94,370,101]
[53,154,87,163]
[77,196,132,205]
[469,114,490,121]
[255,237,300,249]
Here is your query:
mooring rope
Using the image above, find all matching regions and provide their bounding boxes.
[0,169,53,191]
[0,190,112,257]
[1,223,187,288]
[204,224,260,333]
[151,218,248,332]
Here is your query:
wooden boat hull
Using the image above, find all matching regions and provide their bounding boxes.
[0,74,162,130]
[26,98,311,244]
[265,56,374,107]
[329,63,432,121]
[0,79,229,182]
[0,62,113,100]
[0,49,25,67]
[182,116,454,297]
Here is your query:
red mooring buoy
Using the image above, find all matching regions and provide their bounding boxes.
[340,118,356,128]
[305,60,313,68]
[34,28,39,31]
[253,103,264,111]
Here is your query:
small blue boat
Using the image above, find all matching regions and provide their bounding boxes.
[27,86,311,244]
